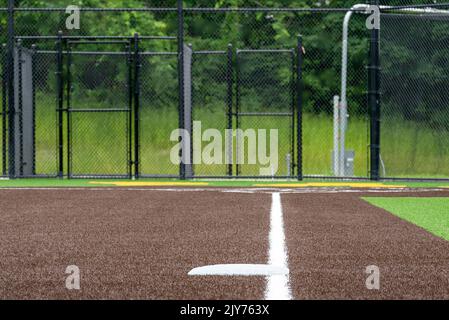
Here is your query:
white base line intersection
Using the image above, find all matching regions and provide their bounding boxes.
[188,192,293,301]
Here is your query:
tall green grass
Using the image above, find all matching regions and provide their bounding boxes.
[5,92,449,178]
[381,119,449,178]
[303,113,370,177]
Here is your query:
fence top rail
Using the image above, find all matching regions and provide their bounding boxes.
[193,50,227,55]
[0,4,448,13]
[1,5,448,14]
[68,40,130,45]
[237,49,294,54]
[15,35,176,41]
[380,12,449,18]
[2,7,178,12]
[380,3,449,10]
[0,6,416,13]
[35,50,178,56]
[35,50,129,55]
[140,52,178,56]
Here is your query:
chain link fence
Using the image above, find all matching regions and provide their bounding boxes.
[0,2,448,180]
[380,7,449,179]
[32,48,59,177]
[139,51,180,178]
[183,8,369,178]
[191,49,230,177]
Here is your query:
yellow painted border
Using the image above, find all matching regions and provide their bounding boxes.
[254,183,406,188]
[90,181,210,187]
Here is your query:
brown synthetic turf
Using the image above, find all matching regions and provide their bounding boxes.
[283,190,449,300]
[0,188,449,300]
[0,189,270,300]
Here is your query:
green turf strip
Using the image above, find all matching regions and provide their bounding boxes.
[0,178,447,189]
[364,197,449,241]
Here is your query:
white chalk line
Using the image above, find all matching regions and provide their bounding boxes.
[265,193,292,300]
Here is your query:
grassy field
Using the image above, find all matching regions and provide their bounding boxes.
[381,119,449,178]
[1,92,448,179]
[30,94,370,177]
[364,197,449,242]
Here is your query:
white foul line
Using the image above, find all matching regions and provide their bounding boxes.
[265,193,292,300]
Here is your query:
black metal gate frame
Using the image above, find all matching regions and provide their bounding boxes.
[235,48,297,179]
[182,37,303,181]
[3,31,318,181]
[65,38,133,179]
[56,34,176,179]
[188,48,232,179]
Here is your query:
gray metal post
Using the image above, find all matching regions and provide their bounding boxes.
[183,44,193,178]
[177,0,186,180]
[13,40,35,177]
[227,44,234,177]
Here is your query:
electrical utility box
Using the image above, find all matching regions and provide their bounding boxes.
[332,150,355,177]
[344,150,355,177]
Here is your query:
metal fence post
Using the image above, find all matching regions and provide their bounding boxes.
[31,44,37,176]
[235,50,241,176]
[2,44,7,177]
[290,49,296,179]
[66,38,73,178]
[133,33,141,179]
[56,31,64,178]
[126,42,132,179]
[16,38,23,177]
[227,44,233,177]
[178,0,186,180]
[369,0,381,181]
[296,35,304,181]
[7,0,15,178]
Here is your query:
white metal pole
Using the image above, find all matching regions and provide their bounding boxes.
[333,95,340,176]
[340,4,368,176]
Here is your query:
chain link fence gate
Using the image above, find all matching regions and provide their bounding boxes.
[65,40,133,179]
[188,44,300,179]
[235,49,297,178]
